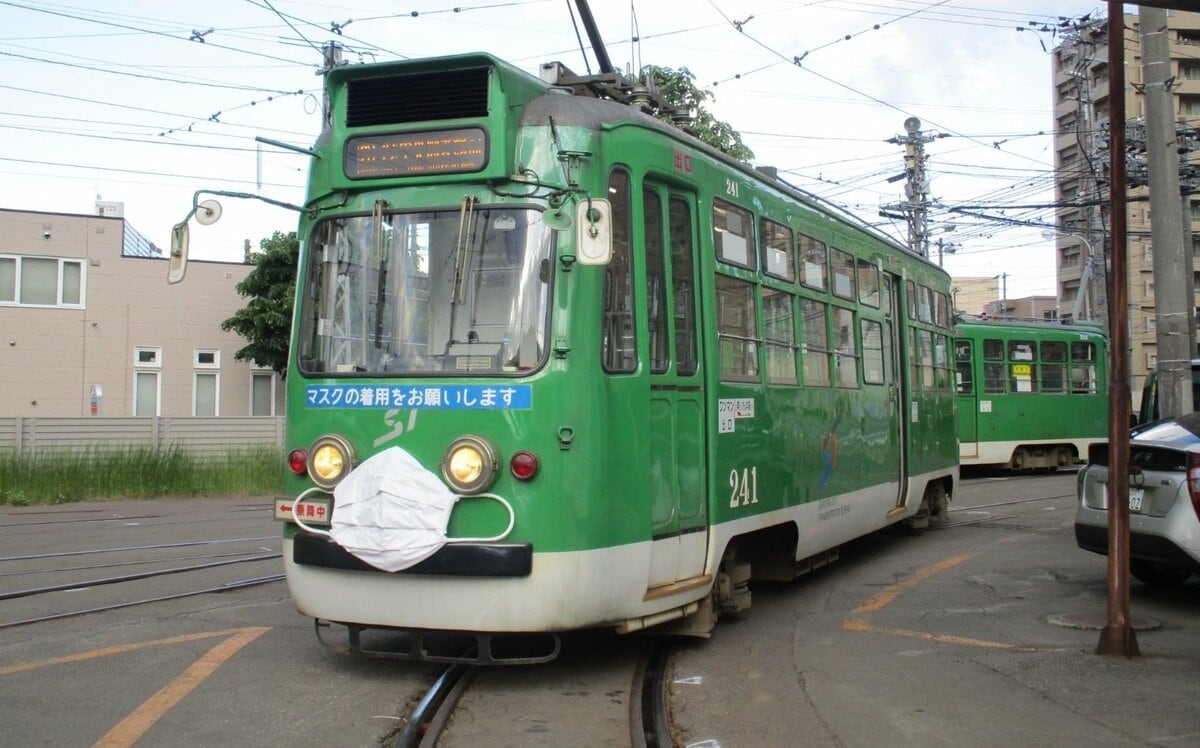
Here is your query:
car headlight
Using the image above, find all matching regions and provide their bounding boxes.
[308,435,353,489]
[441,435,499,494]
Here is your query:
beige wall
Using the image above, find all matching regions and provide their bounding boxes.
[0,208,284,418]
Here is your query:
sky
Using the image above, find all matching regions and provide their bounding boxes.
[0,0,1126,299]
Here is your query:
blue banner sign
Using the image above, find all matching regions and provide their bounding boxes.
[304,384,532,410]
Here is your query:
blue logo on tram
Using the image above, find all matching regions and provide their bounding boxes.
[305,384,532,410]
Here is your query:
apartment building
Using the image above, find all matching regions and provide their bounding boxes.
[0,206,284,418]
[1052,10,1200,402]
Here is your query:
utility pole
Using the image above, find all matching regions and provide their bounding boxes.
[1097,1,1136,659]
[886,117,936,258]
[1140,5,1194,417]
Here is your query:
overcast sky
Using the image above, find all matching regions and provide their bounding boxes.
[0,1,1125,299]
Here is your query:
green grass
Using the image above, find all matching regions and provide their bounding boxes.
[0,446,285,506]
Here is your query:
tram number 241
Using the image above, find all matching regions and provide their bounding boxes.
[729,466,758,508]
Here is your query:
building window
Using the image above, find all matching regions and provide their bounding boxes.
[194,349,220,368]
[194,372,219,416]
[1180,96,1200,117]
[134,347,162,368]
[1183,62,1200,80]
[251,372,276,416]
[0,255,84,307]
[134,371,159,416]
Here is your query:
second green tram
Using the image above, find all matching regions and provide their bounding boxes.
[955,318,1109,470]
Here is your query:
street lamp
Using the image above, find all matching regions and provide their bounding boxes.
[1042,228,1096,321]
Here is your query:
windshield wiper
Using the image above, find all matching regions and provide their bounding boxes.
[372,199,388,350]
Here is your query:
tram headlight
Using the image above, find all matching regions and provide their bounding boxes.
[441,436,499,494]
[308,435,353,489]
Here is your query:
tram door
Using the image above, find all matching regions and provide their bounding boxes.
[643,182,708,588]
[954,339,978,458]
[885,274,909,508]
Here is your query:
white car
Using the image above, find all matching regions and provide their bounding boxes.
[1075,413,1200,586]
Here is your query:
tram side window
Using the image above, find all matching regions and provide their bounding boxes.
[716,275,759,382]
[955,339,974,394]
[1040,340,1067,393]
[799,233,827,290]
[763,288,798,384]
[1071,341,1098,393]
[644,188,669,374]
[861,319,885,384]
[917,284,934,323]
[801,298,832,386]
[857,259,880,307]
[935,333,952,390]
[919,330,935,389]
[761,218,795,281]
[983,338,1005,392]
[669,197,698,377]
[832,248,856,299]
[602,169,637,373]
[713,199,754,269]
[984,361,1005,393]
[834,307,859,387]
[1008,340,1037,393]
[905,280,919,320]
[935,292,950,326]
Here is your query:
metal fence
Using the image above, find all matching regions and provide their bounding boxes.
[0,416,285,459]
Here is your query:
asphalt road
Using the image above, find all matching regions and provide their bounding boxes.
[1,472,1198,747]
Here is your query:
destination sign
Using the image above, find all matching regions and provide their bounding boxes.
[344,127,488,179]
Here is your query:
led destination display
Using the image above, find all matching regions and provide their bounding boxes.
[344,127,488,178]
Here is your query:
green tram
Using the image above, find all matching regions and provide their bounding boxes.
[174,53,959,662]
[954,318,1108,470]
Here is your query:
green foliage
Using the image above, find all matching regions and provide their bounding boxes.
[221,231,299,375]
[0,447,283,505]
[642,64,755,162]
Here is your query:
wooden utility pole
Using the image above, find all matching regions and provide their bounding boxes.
[1097,2,1138,658]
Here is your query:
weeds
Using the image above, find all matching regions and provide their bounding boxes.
[0,446,284,505]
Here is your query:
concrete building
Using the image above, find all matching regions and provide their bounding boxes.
[983,295,1059,321]
[1051,10,1200,402]
[0,206,283,418]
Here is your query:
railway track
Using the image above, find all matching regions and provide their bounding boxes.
[0,503,285,629]
[388,643,677,747]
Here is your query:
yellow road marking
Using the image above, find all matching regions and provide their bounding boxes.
[853,554,973,614]
[845,552,1048,651]
[0,628,257,677]
[92,627,269,748]
[844,619,1040,651]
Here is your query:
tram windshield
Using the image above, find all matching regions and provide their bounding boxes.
[297,207,553,376]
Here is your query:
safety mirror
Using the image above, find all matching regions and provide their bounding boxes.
[167,222,189,285]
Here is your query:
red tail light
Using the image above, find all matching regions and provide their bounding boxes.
[288,449,308,476]
[510,451,540,481]
[1188,456,1200,523]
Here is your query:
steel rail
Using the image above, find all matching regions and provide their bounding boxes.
[0,552,281,601]
[630,646,674,748]
[0,535,278,563]
[0,574,285,629]
[392,663,477,748]
[0,548,278,578]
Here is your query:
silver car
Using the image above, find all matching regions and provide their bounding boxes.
[1075,413,1200,586]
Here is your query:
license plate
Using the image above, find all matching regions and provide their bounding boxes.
[1128,487,1144,513]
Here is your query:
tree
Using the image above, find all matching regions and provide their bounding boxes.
[221,231,299,375]
[642,64,755,162]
